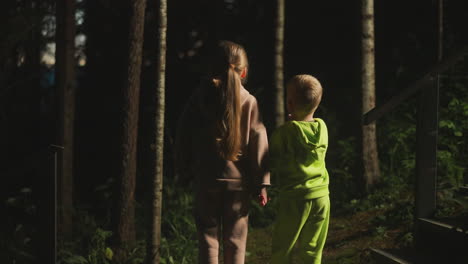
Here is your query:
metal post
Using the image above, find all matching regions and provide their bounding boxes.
[54,148,58,264]
[415,0,443,221]
[415,77,438,219]
[415,0,442,252]
[50,144,63,264]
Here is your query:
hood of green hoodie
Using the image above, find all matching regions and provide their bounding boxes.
[291,119,327,151]
[269,118,329,199]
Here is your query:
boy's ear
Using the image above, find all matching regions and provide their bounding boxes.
[240,68,247,79]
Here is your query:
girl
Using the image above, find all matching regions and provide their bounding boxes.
[175,40,270,264]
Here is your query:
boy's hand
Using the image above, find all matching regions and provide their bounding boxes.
[257,187,270,207]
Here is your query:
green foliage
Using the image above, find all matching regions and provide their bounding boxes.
[249,187,279,228]
[438,76,468,189]
[398,232,414,248]
[325,248,362,264]
[370,198,414,228]
[122,240,145,264]
[377,98,417,184]
[1,187,37,262]
[93,177,115,224]
[58,252,88,264]
[343,182,414,231]
[87,228,113,264]
[158,183,197,263]
[57,211,144,264]
[329,137,360,211]
[58,211,114,264]
[374,226,388,238]
[436,63,468,217]
[334,100,418,240]
[72,209,99,248]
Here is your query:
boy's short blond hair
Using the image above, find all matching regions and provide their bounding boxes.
[287,74,323,114]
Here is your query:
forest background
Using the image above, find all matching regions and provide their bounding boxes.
[1,0,467,263]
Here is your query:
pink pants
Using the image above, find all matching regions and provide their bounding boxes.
[194,190,250,264]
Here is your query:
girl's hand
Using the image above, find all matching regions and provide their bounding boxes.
[257,187,270,207]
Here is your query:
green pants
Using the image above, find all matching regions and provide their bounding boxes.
[271,195,330,264]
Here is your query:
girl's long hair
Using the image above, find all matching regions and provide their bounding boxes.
[207,40,248,161]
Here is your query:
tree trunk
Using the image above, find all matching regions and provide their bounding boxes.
[114,0,146,260]
[55,0,76,241]
[361,0,380,189]
[146,0,166,263]
[274,0,285,128]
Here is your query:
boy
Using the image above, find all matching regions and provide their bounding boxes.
[270,74,330,264]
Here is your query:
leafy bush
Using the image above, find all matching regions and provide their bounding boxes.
[1,187,37,263]
[249,186,279,228]
[329,137,360,210]
[58,209,114,264]
[158,184,197,263]
[436,62,468,217]
[377,98,417,185]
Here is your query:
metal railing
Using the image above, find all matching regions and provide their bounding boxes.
[2,144,63,263]
[365,46,468,262]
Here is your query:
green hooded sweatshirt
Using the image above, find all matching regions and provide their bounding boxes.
[270,118,329,199]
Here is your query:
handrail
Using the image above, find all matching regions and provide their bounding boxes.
[363,46,468,125]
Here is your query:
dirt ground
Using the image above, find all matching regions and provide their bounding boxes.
[245,209,405,264]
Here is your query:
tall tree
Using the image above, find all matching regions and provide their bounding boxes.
[274,0,285,128]
[361,0,380,188]
[146,0,167,262]
[114,0,147,259]
[55,0,76,241]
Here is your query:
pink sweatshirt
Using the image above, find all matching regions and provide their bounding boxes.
[175,84,270,192]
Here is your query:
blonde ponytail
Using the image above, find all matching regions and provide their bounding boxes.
[220,66,242,161]
[209,41,248,161]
